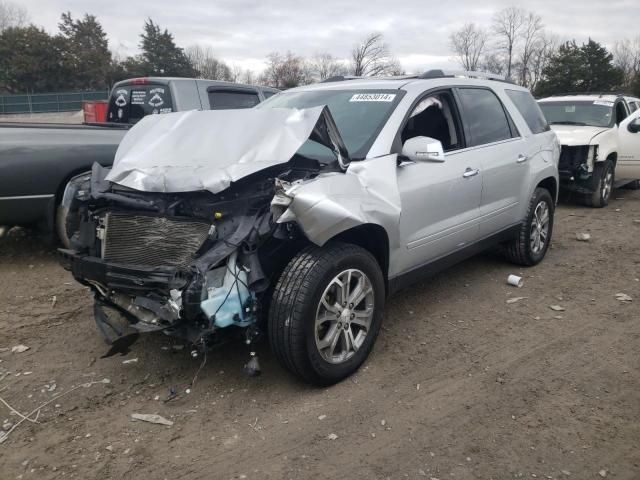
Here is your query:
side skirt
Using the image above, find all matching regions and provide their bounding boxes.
[387,224,520,295]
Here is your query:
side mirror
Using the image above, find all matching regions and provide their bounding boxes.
[628,118,640,133]
[401,136,445,162]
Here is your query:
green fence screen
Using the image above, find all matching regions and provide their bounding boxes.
[0,90,109,114]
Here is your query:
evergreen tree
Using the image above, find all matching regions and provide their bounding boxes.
[536,39,624,97]
[58,12,112,90]
[126,19,197,77]
[535,41,585,96]
[0,25,69,93]
[580,39,624,91]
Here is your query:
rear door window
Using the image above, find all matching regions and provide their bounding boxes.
[506,89,550,134]
[456,88,515,146]
[207,89,260,110]
[107,85,173,124]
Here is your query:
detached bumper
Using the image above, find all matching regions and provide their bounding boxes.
[58,249,188,292]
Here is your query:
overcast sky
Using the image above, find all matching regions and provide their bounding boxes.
[18,0,638,73]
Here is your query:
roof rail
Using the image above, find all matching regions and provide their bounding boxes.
[321,75,361,83]
[418,69,513,84]
[552,91,624,97]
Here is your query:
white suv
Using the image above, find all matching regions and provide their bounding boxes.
[538,94,640,206]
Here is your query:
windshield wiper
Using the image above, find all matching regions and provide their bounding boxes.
[549,121,588,126]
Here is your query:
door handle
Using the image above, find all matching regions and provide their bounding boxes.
[517,154,529,163]
[463,168,480,178]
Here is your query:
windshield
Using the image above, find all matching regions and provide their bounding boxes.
[538,100,613,128]
[258,89,402,160]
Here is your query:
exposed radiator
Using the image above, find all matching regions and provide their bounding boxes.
[102,212,211,267]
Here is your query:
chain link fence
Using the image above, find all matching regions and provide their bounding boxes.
[0,90,109,114]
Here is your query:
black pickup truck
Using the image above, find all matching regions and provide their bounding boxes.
[0,77,279,243]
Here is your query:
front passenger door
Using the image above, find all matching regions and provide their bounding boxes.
[618,111,640,180]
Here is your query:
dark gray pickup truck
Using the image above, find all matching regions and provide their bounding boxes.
[0,77,279,243]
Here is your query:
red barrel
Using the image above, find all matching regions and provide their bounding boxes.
[83,100,108,123]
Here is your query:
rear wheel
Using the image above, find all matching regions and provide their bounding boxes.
[268,242,385,386]
[585,159,614,208]
[503,187,554,266]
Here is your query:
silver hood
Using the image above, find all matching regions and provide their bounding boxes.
[106,106,349,194]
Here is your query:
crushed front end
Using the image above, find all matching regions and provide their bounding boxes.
[58,106,353,356]
[59,161,318,351]
[558,144,599,193]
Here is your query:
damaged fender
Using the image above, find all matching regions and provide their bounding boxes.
[274,153,401,253]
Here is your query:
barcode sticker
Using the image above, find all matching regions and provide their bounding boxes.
[349,93,396,102]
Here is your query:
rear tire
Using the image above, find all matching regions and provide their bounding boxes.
[502,187,554,266]
[268,242,385,386]
[585,159,614,208]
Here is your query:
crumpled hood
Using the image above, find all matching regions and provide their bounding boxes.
[550,125,609,146]
[106,106,348,194]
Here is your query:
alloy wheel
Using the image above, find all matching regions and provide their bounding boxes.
[314,269,375,364]
[530,201,550,254]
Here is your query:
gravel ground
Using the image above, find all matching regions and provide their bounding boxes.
[0,191,639,480]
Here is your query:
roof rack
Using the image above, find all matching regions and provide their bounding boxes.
[321,75,360,83]
[418,69,513,83]
[320,70,513,84]
[552,91,624,97]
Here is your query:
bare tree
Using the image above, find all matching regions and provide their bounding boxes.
[517,12,544,86]
[310,52,346,81]
[492,6,526,80]
[186,45,232,81]
[528,33,558,92]
[261,51,311,89]
[480,52,506,76]
[350,33,399,77]
[0,0,28,32]
[613,37,640,87]
[449,23,488,71]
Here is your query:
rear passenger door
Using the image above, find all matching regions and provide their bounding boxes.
[206,87,262,110]
[455,87,529,238]
[395,89,483,273]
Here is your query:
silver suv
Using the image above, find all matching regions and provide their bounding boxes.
[61,70,560,385]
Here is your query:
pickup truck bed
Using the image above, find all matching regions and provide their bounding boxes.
[0,122,128,229]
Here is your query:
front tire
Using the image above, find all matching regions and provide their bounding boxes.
[585,159,614,208]
[268,242,385,386]
[503,187,554,266]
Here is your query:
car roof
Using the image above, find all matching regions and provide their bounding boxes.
[288,72,527,94]
[538,94,620,103]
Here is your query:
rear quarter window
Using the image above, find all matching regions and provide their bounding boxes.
[457,88,515,146]
[207,89,261,110]
[506,89,550,134]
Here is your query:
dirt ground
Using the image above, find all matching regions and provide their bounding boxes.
[0,191,639,480]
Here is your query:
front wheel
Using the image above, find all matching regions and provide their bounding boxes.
[502,187,555,266]
[585,159,614,208]
[268,242,385,386]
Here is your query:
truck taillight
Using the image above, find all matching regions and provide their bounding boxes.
[130,78,149,85]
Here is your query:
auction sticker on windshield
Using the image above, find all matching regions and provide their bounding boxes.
[593,100,614,107]
[350,93,396,102]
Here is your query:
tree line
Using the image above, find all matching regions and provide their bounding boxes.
[1,0,638,97]
[0,0,399,94]
[449,6,640,97]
